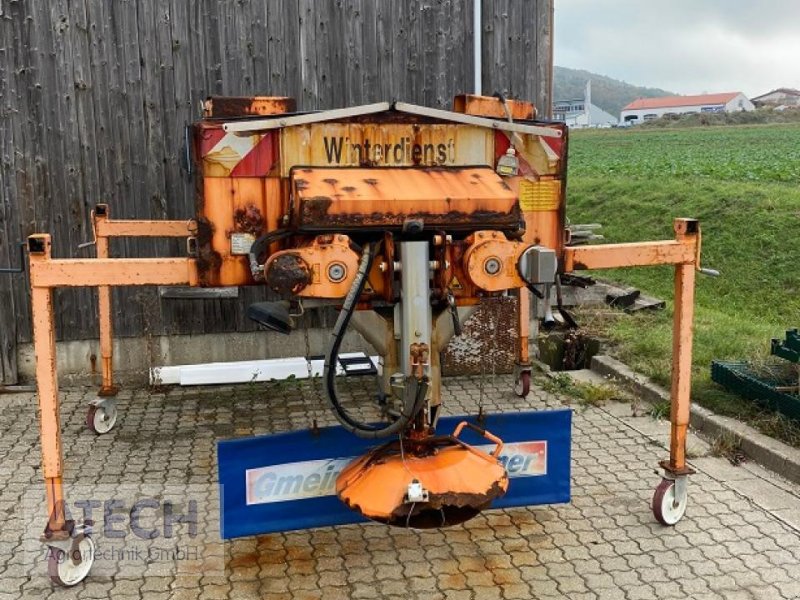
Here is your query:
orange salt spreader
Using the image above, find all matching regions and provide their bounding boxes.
[196,95,565,526]
[25,95,707,585]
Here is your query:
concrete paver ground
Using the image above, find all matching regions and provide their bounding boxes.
[1,375,799,599]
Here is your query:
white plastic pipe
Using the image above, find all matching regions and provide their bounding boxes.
[150,353,380,387]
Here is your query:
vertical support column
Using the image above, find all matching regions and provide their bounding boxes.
[664,218,698,475]
[399,242,433,416]
[517,287,531,364]
[29,236,67,533]
[667,262,696,472]
[96,233,117,396]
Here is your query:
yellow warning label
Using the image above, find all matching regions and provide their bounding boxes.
[449,275,464,290]
[363,279,375,294]
[519,179,561,212]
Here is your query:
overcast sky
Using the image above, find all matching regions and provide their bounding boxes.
[554,0,800,98]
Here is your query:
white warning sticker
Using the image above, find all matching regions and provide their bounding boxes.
[231,233,256,255]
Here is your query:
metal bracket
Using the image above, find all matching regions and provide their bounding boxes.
[89,397,115,411]
[512,362,532,378]
[42,520,93,567]
[659,460,696,477]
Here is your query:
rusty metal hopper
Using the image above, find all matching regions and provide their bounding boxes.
[336,423,508,528]
[291,167,521,232]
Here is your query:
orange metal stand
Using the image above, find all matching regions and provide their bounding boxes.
[563,218,701,478]
[28,233,197,534]
[90,205,194,396]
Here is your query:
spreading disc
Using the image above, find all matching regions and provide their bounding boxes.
[336,433,508,528]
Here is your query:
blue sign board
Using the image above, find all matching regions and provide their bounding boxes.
[217,409,571,539]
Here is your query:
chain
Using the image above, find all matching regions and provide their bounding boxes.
[478,299,485,418]
[302,312,323,408]
[491,296,500,385]
[476,293,504,420]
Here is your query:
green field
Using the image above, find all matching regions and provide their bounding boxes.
[566,123,800,445]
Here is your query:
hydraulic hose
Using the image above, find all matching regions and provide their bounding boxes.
[324,242,425,438]
[248,229,293,281]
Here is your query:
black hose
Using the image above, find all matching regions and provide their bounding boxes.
[248,229,293,281]
[324,242,423,439]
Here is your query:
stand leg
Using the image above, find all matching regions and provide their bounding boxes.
[514,288,532,398]
[31,285,67,534]
[517,287,530,364]
[96,235,117,396]
[653,259,696,526]
[668,262,695,473]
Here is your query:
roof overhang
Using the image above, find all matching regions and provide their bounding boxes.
[223,102,562,139]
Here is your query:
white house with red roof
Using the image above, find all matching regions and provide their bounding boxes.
[620,92,754,125]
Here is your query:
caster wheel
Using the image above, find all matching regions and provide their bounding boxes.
[86,402,117,434]
[48,536,95,587]
[652,478,687,526]
[514,371,531,398]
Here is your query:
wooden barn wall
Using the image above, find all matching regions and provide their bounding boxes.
[0,0,554,384]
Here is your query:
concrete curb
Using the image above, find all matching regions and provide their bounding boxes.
[591,354,800,486]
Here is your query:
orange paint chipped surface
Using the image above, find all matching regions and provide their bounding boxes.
[292,166,520,231]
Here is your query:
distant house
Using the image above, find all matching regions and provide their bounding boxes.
[553,81,618,128]
[751,88,800,108]
[620,92,754,125]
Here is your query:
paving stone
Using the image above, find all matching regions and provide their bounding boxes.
[3,378,800,599]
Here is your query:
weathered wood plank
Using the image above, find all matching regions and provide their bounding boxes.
[0,0,22,383]
[0,0,553,361]
[360,1,378,104]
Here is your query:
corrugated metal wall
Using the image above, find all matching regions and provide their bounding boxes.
[0,0,553,384]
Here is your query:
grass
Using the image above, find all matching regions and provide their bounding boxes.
[710,432,746,466]
[539,372,624,409]
[647,399,670,421]
[566,122,800,447]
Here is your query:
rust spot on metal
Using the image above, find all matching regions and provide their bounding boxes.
[300,208,522,232]
[573,261,588,271]
[301,196,333,222]
[323,178,338,185]
[295,178,308,191]
[453,94,535,120]
[385,479,507,529]
[265,253,311,295]
[203,96,295,118]
[341,186,356,193]
[231,204,264,236]
[194,217,222,285]
[342,111,438,125]
[363,178,378,186]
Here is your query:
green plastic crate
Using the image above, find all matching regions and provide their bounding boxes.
[711,360,800,422]
[771,329,800,363]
